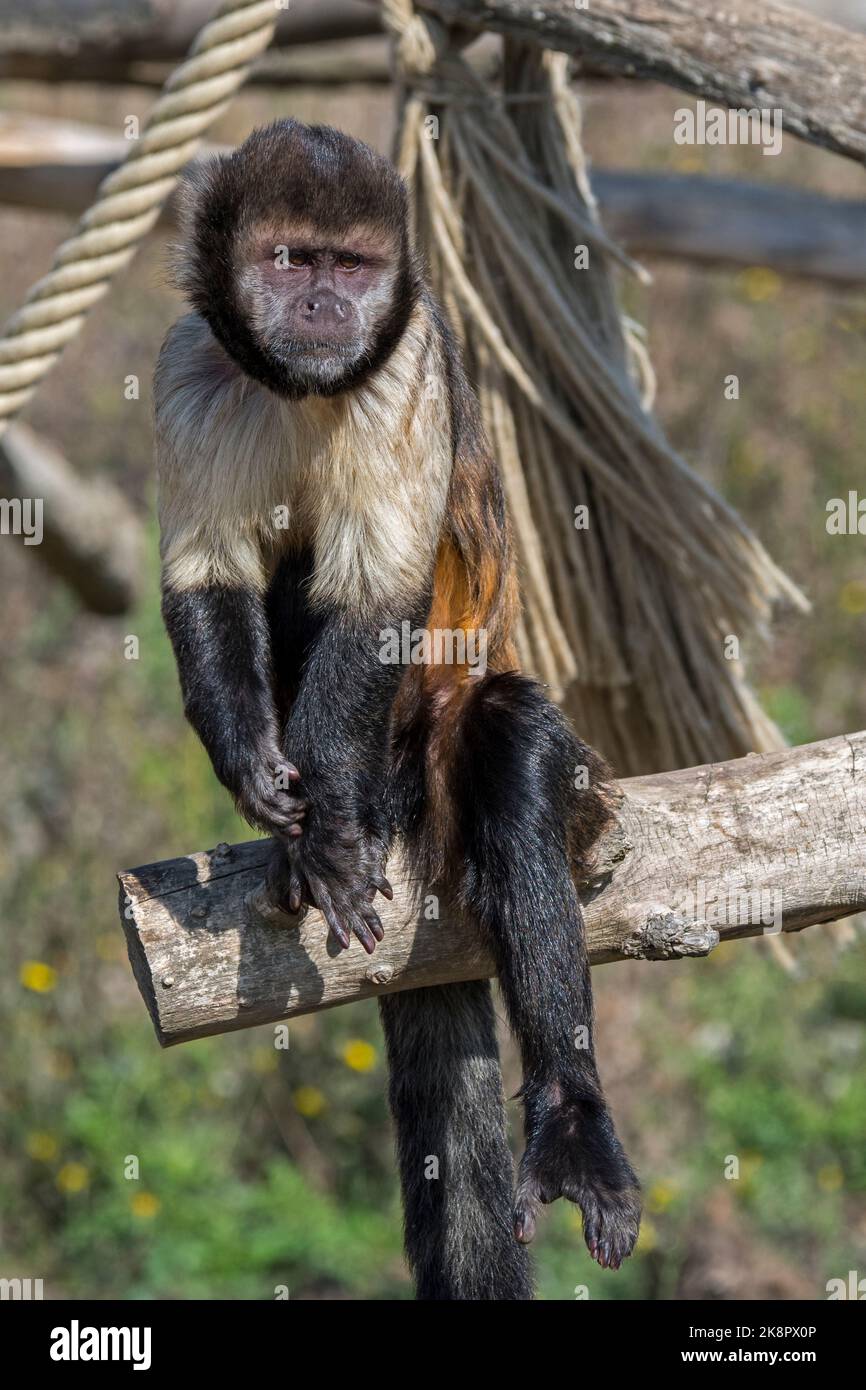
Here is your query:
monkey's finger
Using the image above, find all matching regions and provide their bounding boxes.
[371,873,393,901]
[312,881,351,950]
[273,761,302,783]
[287,871,304,915]
[513,1199,538,1245]
[359,903,385,943]
[348,910,378,955]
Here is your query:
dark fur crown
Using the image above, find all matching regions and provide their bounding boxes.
[175,120,420,396]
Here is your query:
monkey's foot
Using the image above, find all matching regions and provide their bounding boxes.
[267,829,392,954]
[513,1101,641,1270]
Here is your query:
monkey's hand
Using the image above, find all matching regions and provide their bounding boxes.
[230,747,308,839]
[513,1096,641,1271]
[266,820,392,955]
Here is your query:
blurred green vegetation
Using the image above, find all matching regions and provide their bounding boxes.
[0,77,865,1300]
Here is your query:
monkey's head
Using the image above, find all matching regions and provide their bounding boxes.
[177,120,420,398]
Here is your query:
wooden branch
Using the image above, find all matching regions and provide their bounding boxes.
[4,115,866,285]
[1,0,864,174]
[591,171,866,284]
[0,1,382,82]
[0,422,142,614]
[118,731,866,1047]
[422,0,866,164]
[0,37,395,90]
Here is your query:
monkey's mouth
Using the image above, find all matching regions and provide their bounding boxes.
[274,338,360,361]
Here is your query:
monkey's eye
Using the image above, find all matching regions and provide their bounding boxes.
[286,249,312,268]
[337,252,362,271]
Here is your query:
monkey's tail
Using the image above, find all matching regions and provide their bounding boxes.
[378,981,533,1300]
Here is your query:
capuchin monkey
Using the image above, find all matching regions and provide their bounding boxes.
[155,119,640,1299]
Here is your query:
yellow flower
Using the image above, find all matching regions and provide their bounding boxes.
[817,1163,844,1193]
[647,1180,677,1214]
[20,960,58,993]
[26,1131,58,1162]
[131,1191,161,1219]
[839,581,866,616]
[293,1085,326,1118]
[342,1039,376,1073]
[738,267,782,303]
[57,1162,89,1194]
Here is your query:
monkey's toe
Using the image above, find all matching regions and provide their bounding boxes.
[580,1183,641,1269]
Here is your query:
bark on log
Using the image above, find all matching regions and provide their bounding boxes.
[5,115,866,285]
[118,731,866,1047]
[2,0,865,179]
[422,0,866,164]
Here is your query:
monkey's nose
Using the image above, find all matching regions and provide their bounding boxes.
[302,296,348,321]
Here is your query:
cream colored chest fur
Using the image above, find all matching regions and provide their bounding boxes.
[154,310,452,615]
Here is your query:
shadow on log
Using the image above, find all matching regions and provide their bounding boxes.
[118,731,866,1047]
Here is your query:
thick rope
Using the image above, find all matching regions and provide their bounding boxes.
[0,0,278,428]
[383,0,807,773]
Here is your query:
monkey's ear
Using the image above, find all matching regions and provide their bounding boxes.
[168,154,238,305]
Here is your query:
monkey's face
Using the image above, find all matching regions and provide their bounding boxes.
[178,120,421,399]
[236,224,402,396]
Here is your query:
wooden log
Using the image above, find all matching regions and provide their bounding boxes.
[0,37,395,90]
[118,730,866,1047]
[591,171,866,284]
[0,0,864,180]
[0,1,382,82]
[422,0,866,164]
[4,115,866,285]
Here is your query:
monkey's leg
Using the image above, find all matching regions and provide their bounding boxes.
[454,671,641,1271]
[379,981,534,1301]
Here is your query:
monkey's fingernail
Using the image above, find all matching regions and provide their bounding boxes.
[514,1210,535,1244]
[375,876,393,901]
[288,824,303,837]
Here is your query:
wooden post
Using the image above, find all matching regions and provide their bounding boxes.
[118,731,866,1046]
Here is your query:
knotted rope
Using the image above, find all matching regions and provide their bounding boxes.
[0,0,278,430]
[383,0,807,774]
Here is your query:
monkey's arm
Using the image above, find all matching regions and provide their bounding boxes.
[161,585,306,837]
[270,603,424,953]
